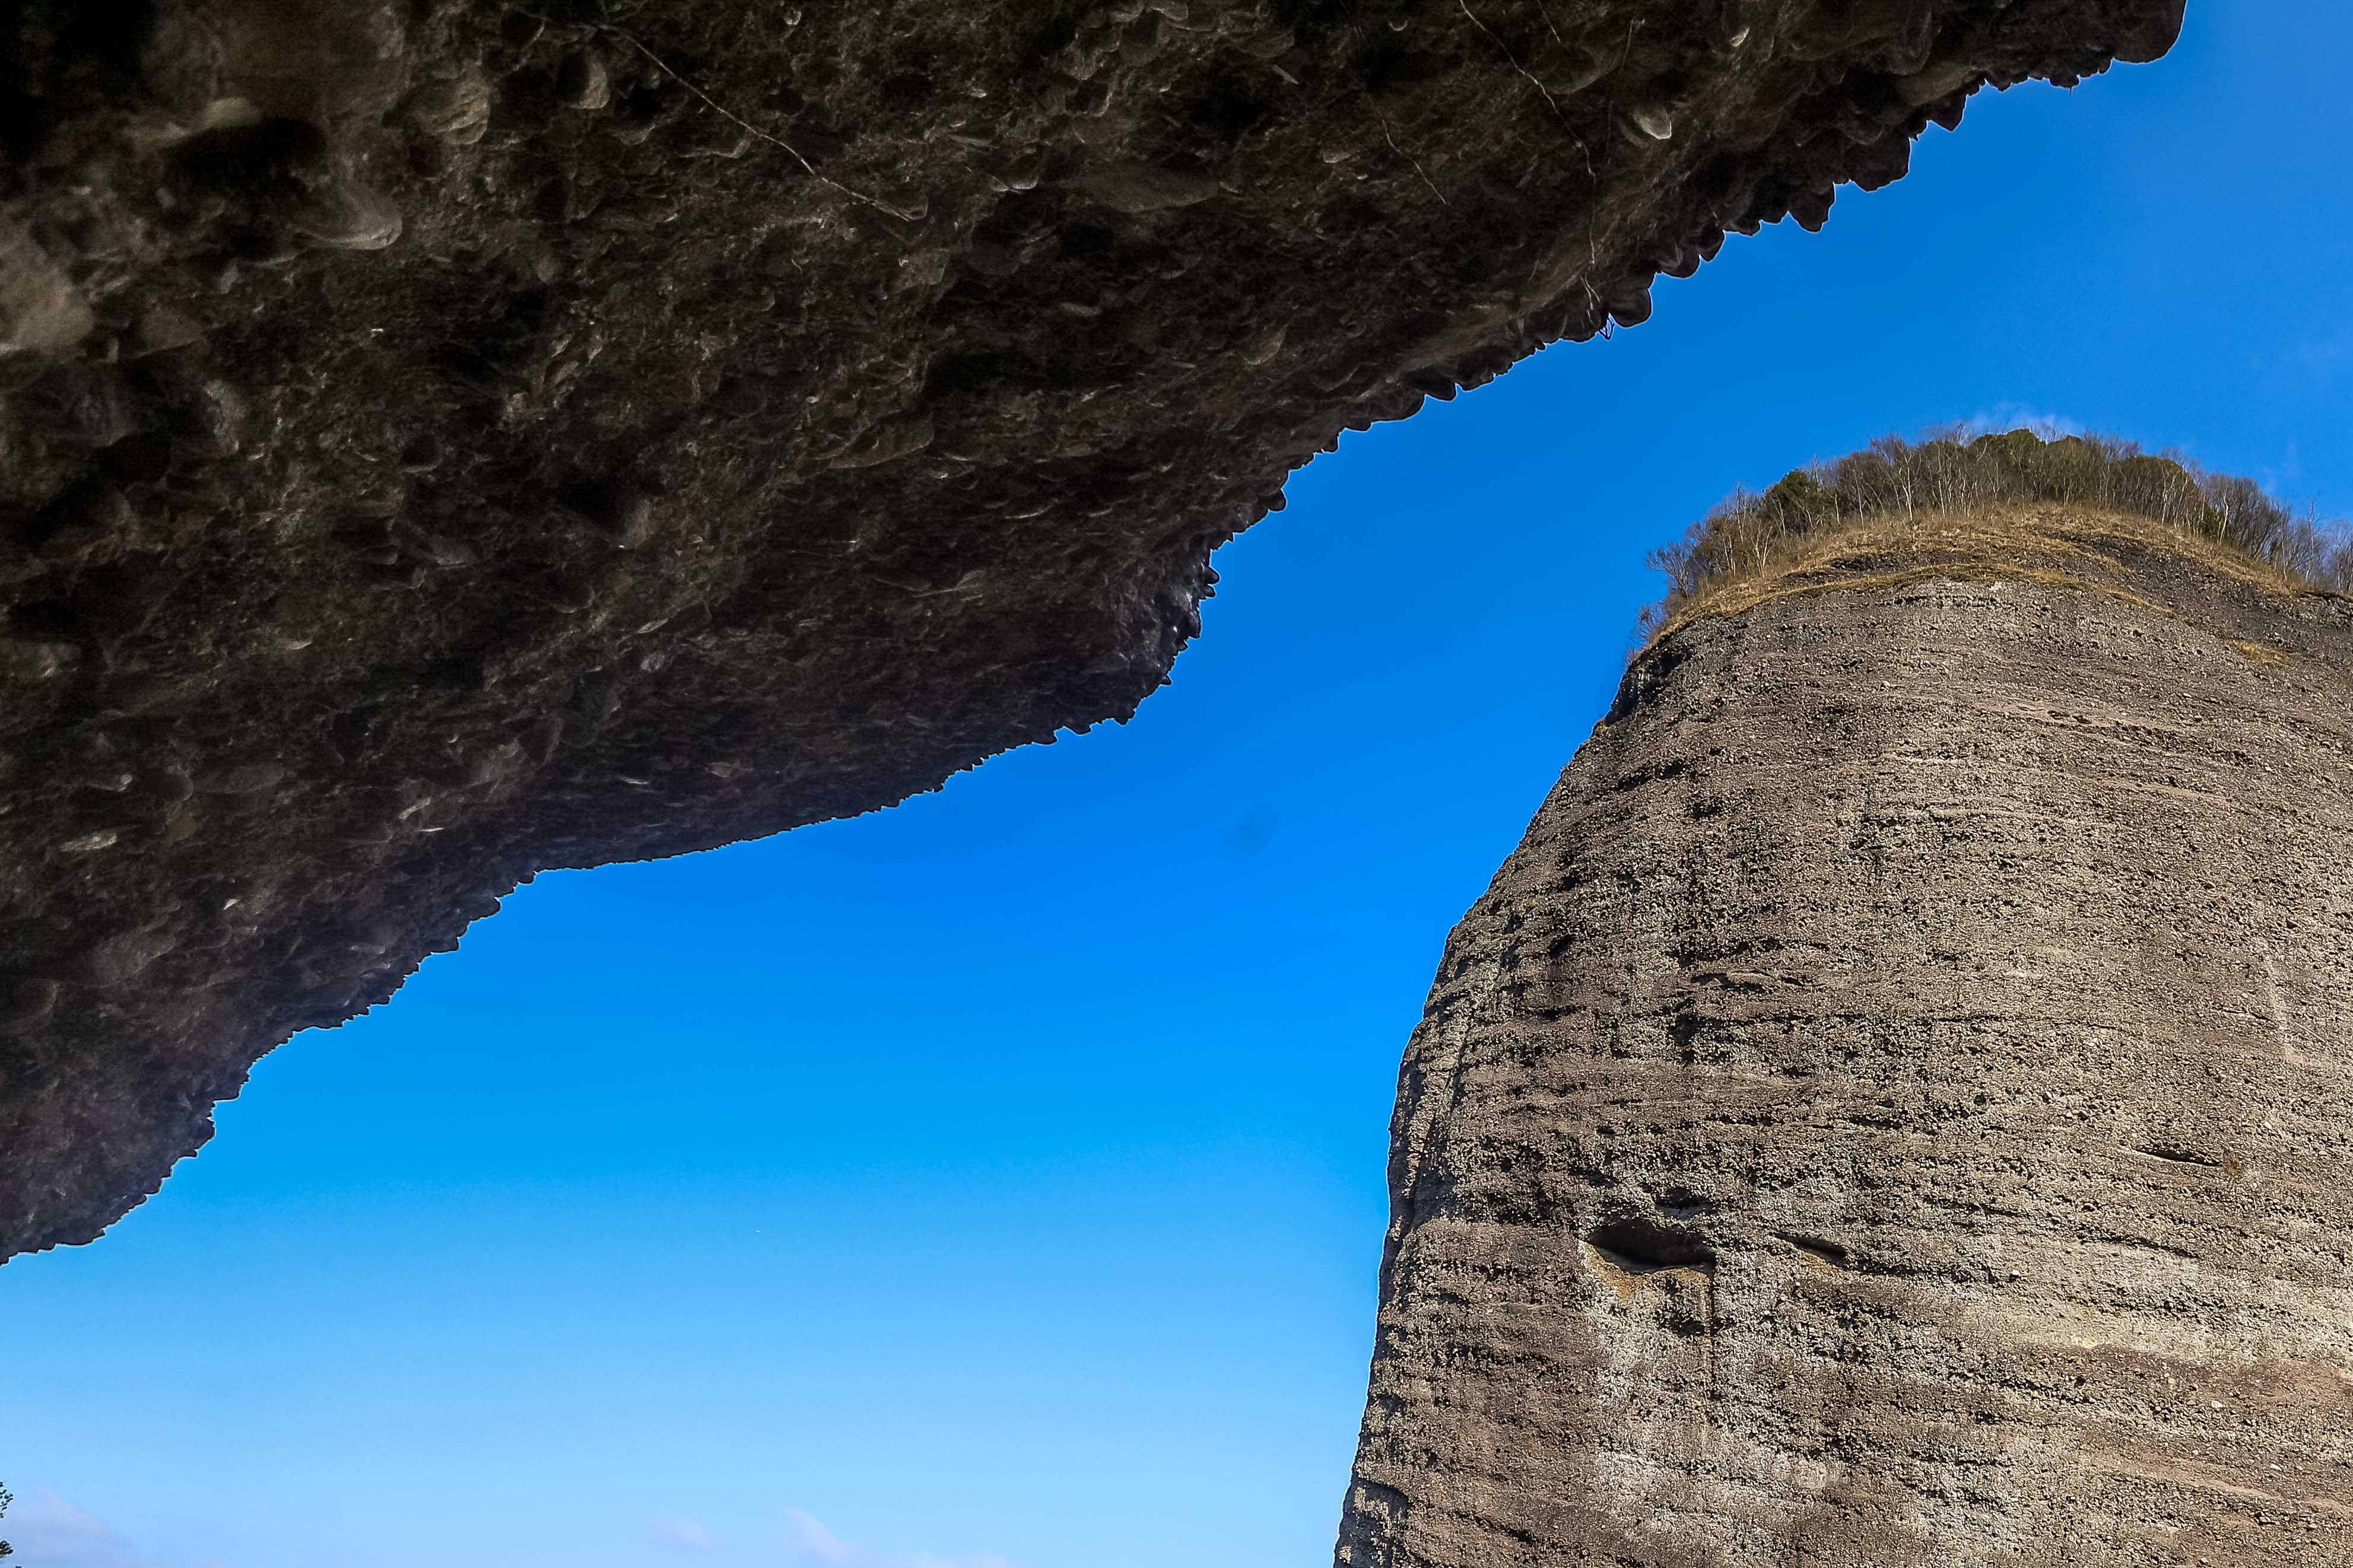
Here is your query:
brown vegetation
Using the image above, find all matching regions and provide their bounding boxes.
[1642,430,2350,641]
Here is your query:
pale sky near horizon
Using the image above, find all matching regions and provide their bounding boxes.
[7,4,2351,1566]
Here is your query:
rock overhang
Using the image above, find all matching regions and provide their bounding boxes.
[0,0,2186,1257]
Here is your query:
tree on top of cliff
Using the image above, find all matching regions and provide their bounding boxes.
[1642,430,2351,638]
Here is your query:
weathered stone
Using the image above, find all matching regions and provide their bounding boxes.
[209,0,413,133]
[1336,505,2353,1567]
[0,221,93,357]
[405,68,492,145]
[132,303,205,357]
[139,1,226,116]
[0,638,81,680]
[0,0,2183,1260]
[196,762,286,796]
[0,979,61,1033]
[557,52,611,113]
[1072,159,1224,213]
[289,167,404,252]
[87,928,178,985]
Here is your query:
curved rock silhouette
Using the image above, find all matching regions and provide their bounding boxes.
[0,0,2181,1257]
[1338,504,2353,1565]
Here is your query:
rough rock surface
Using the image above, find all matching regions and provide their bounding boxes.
[0,0,2182,1258]
[1336,508,2353,1566]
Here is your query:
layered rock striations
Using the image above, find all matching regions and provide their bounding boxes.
[1336,507,2353,1566]
[0,0,2182,1257]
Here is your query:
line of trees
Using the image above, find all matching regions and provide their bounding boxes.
[1641,428,2351,638]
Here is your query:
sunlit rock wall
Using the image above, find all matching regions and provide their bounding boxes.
[1339,508,2353,1566]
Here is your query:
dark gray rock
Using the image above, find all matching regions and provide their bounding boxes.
[0,0,2182,1257]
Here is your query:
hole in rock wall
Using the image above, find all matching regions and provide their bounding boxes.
[1586,1216,1717,1276]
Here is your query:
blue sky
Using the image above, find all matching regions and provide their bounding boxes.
[5,4,2349,1565]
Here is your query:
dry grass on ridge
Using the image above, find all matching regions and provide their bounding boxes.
[1640,430,2351,644]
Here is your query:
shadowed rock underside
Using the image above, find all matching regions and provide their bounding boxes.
[1337,507,2353,1566]
[0,0,2181,1257]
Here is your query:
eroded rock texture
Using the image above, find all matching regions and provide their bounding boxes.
[0,0,2182,1258]
[1338,508,2353,1566]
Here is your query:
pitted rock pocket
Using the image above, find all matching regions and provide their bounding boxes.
[827,416,935,471]
[1071,160,1222,214]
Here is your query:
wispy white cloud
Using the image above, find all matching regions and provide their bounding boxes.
[1962,403,2085,440]
[9,1489,163,1568]
[785,1510,1015,1568]
[787,1512,858,1566]
[649,1515,724,1555]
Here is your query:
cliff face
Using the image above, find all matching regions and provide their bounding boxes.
[0,0,2185,1258]
[1338,509,2353,1566]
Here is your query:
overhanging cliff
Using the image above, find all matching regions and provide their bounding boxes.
[1338,502,2353,1565]
[0,0,2182,1258]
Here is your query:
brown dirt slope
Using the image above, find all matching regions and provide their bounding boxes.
[1338,504,2353,1567]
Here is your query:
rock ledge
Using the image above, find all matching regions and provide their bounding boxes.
[1,1,2181,1255]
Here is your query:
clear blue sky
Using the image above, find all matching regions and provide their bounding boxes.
[5,4,2348,1565]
